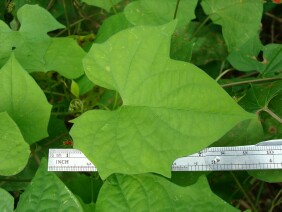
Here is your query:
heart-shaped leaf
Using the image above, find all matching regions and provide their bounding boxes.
[70,22,254,179]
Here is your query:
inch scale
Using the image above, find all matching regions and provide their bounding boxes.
[48,139,282,172]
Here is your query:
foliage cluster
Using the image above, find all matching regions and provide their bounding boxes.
[0,0,282,211]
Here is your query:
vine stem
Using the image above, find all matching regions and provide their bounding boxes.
[173,0,180,19]
[230,172,258,212]
[255,181,264,207]
[220,77,281,88]
[215,68,234,81]
[110,0,118,14]
[55,14,96,37]
[63,0,71,35]
[269,189,282,212]
[258,107,282,124]
[192,16,210,38]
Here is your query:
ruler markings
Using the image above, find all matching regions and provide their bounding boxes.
[48,139,282,172]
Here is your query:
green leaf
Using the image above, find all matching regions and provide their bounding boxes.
[0,187,14,212]
[124,0,198,28]
[17,3,64,34]
[44,38,86,79]
[0,4,85,79]
[16,158,83,212]
[82,0,122,12]
[71,22,254,179]
[0,112,30,176]
[96,174,238,211]
[228,42,282,75]
[95,13,133,43]
[260,44,282,76]
[0,55,52,144]
[227,35,263,72]
[201,0,263,51]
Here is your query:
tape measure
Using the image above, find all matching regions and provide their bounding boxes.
[48,139,282,172]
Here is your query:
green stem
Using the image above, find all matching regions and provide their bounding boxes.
[31,149,41,165]
[192,16,210,38]
[110,0,118,14]
[261,107,282,124]
[63,0,71,35]
[230,172,258,212]
[47,0,56,10]
[55,14,96,37]
[255,181,264,207]
[173,0,180,19]
[220,77,281,88]
[215,68,234,81]
[269,189,282,212]
[44,90,66,96]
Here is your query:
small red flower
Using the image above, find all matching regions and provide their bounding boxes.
[272,0,281,4]
[63,140,73,146]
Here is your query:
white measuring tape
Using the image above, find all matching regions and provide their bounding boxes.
[48,139,282,172]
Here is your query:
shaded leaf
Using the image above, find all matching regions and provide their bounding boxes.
[0,55,52,144]
[75,74,95,96]
[0,4,85,79]
[171,22,227,65]
[0,187,14,212]
[124,0,198,28]
[212,119,264,147]
[261,44,282,76]
[239,81,282,113]
[71,22,254,179]
[96,174,238,211]
[201,0,263,51]
[0,112,30,176]
[82,0,122,12]
[16,158,83,212]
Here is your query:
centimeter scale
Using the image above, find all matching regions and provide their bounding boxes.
[48,139,282,172]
